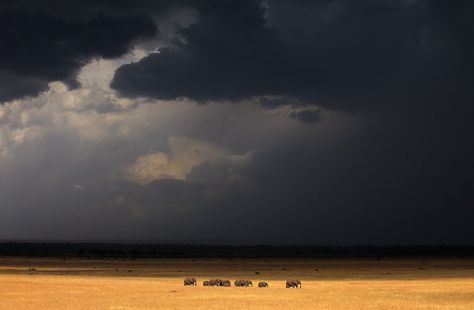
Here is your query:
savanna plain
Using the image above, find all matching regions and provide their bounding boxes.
[0,256,473,309]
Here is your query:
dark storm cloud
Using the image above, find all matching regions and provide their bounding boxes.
[1,0,473,245]
[0,4,157,101]
[110,0,422,108]
[0,71,48,102]
[3,0,474,109]
[112,0,294,101]
[111,0,474,113]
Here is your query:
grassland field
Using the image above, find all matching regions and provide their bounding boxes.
[0,256,473,309]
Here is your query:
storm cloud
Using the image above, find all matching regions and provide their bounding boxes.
[109,0,447,109]
[0,0,472,245]
[0,3,157,101]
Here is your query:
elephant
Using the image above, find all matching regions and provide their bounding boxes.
[258,281,269,287]
[235,279,252,287]
[286,280,302,288]
[184,277,197,286]
[209,279,222,286]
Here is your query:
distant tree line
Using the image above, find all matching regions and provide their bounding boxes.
[0,242,473,258]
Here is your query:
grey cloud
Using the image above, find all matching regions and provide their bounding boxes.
[289,108,323,123]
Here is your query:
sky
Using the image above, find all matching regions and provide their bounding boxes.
[0,0,472,245]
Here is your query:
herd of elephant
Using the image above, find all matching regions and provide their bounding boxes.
[183,278,302,288]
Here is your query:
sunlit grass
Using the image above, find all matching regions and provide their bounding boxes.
[0,257,473,309]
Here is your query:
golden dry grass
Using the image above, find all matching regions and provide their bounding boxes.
[0,257,473,309]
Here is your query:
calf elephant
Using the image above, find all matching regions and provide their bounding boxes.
[203,281,210,286]
[258,282,269,287]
